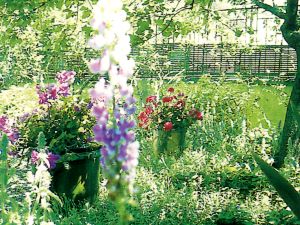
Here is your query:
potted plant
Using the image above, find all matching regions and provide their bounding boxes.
[138,87,203,155]
[15,71,100,203]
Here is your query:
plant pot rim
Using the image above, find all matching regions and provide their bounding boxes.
[57,148,101,163]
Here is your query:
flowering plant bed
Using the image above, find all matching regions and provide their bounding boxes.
[14,71,97,158]
[138,87,203,130]
[138,87,203,154]
[12,71,101,202]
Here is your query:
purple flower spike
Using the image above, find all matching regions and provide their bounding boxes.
[47,153,60,169]
[87,101,94,109]
[88,0,139,214]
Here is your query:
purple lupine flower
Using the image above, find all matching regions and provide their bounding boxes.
[121,142,139,171]
[6,130,19,142]
[87,136,94,142]
[47,153,60,169]
[87,101,93,109]
[74,105,80,112]
[89,78,113,105]
[92,105,109,123]
[88,0,139,220]
[19,113,30,123]
[88,58,101,74]
[8,151,19,157]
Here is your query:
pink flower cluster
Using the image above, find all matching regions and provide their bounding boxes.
[0,115,18,142]
[56,70,76,97]
[36,71,76,104]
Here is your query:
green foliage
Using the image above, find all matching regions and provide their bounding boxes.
[37,131,46,151]
[0,134,8,189]
[15,95,96,155]
[0,85,39,118]
[253,153,300,220]
[0,0,95,87]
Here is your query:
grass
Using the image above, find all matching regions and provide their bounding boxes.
[235,84,291,128]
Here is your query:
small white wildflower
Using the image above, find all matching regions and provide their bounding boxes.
[40,222,55,225]
[25,192,32,205]
[27,171,35,183]
[27,215,34,225]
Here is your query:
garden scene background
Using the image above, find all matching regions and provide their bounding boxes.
[0,0,300,224]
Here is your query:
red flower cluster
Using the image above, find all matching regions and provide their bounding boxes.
[138,87,203,132]
[162,96,174,103]
[146,96,156,103]
[163,122,173,131]
[138,111,149,128]
[189,109,203,120]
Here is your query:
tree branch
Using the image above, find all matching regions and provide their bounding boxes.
[143,0,195,43]
[252,0,286,19]
[286,0,298,30]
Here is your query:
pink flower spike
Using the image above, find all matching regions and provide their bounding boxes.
[31,151,39,165]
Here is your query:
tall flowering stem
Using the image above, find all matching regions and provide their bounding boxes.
[88,0,138,222]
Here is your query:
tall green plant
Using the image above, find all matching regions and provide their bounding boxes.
[0,134,9,212]
[253,153,300,221]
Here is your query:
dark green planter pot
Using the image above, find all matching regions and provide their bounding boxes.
[154,127,187,156]
[51,150,100,203]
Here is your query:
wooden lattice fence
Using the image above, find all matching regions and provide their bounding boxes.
[148,44,297,80]
[41,44,297,81]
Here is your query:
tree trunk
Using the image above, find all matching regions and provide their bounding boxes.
[273,47,300,168]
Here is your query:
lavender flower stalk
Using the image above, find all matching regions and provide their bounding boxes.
[88,0,138,222]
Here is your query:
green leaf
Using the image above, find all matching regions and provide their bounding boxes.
[155,19,164,26]
[246,27,255,35]
[234,29,243,37]
[37,132,46,150]
[0,134,8,161]
[253,153,300,220]
[56,0,64,9]
[81,6,91,19]
[0,134,8,188]
[130,34,143,46]
[137,20,150,34]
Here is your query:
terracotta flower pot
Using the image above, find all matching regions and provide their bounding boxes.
[51,149,100,203]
